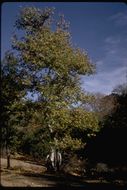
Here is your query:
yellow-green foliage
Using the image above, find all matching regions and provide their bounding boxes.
[11,6,99,151]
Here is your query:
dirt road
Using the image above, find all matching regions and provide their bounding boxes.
[1,158,127,188]
[1,157,86,187]
[1,158,49,187]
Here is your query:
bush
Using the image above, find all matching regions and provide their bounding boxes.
[63,154,86,175]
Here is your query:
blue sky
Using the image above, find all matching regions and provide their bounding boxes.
[1,2,127,95]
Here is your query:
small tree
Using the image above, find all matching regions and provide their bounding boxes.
[1,51,26,168]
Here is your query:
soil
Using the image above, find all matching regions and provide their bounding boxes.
[1,157,127,188]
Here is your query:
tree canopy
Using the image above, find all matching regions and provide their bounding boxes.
[2,6,99,158]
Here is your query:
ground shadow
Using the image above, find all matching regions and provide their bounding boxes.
[21,171,127,189]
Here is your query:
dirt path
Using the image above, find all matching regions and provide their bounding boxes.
[1,158,127,188]
[1,158,53,187]
[1,157,87,187]
[1,158,83,187]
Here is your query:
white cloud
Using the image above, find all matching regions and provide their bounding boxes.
[98,34,127,70]
[109,11,127,26]
[81,10,127,95]
[81,33,127,95]
[105,36,120,45]
[81,66,126,95]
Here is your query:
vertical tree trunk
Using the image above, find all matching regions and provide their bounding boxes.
[6,126,11,169]
[6,146,11,169]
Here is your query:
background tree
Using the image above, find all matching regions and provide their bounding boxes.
[85,83,127,166]
[89,93,116,122]
[1,51,26,168]
[105,83,127,129]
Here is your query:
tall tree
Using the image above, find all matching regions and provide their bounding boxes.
[5,7,99,154]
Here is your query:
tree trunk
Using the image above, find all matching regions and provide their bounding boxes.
[7,151,11,169]
[6,145,11,169]
[6,125,11,169]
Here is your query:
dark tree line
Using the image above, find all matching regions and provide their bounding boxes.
[85,84,127,167]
